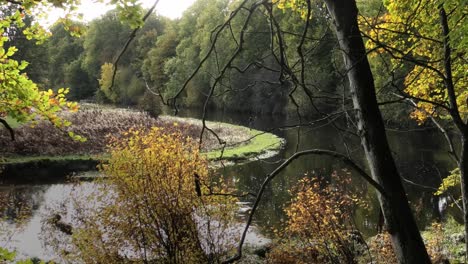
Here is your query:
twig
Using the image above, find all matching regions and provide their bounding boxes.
[109,0,160,91]
[223,149,386,263]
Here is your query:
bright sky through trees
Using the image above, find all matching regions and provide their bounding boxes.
[46,0,196,26]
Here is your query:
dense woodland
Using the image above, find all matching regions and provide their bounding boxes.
[4,0,412,120]
[1,0,467,263]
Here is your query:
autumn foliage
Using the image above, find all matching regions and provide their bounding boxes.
[62,127,237,263]
[268,171,362,263]
[362,0,467,123]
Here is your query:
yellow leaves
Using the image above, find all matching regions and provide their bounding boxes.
[98,63,119,103]
[435,168,461,196]
[74,127,237,261]
[274,0,312,20]
[270,171,359,262]
[362,0,467,122]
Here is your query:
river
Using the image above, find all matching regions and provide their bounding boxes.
[0,110,459,260]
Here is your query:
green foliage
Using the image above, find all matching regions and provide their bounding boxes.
[82,11,133,80]
[0,247,16,262]
[0,29,79,132]
[46,22,93,100]
[84,10,165,105]
[0,247,49,264]
[0,0,150,140]
[422,217,466,263]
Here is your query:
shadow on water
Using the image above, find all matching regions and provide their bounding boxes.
[0,109,461,259]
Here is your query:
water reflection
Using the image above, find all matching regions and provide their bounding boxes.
[0,184,79,260]
[0,180,270,261]
[183,110,459,236]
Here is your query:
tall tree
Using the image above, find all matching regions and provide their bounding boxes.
[362,0,468,256]
[47,22,93,100]
[321,1,431,262]
[178,0,431,262]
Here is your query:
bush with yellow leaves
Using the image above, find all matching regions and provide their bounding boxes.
[267,171,363,263]
[62,127,238,263]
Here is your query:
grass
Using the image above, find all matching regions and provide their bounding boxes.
[161,116,283,161]
[4,116,21,129]
[1,154,97,164]
[205,128,283,161]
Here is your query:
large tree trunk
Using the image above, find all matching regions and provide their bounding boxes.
[322,0,431,263]
[460,135,468,260]
[439,6,468,259]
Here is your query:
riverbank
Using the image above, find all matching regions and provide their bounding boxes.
[0,108,283,180]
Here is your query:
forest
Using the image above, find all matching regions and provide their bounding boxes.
[0,0,467,263]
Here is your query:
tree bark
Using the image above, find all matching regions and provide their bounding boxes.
[322,0,431,263]
[439,6,468,259]
[461,135,468,261]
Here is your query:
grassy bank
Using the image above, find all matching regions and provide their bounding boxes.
[1,109,283,175]
[161,115,283,162]
[205,129,283,161]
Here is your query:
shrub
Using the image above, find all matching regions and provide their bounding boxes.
[267,171,363,263]
[56,128,238,263]
[137,91,162,118]
[366,233,398,264]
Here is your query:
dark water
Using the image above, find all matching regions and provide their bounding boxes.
[0,110,459,259]
[179,110,459,236]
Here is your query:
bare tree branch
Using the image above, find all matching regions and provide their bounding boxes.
[169,0,254,113]
[109,0,160,91]
[223,149,386,263]
[0,117,15,141]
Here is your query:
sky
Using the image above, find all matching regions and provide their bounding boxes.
[46,0,197,26]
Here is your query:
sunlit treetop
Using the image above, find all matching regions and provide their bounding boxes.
[362,0,467,123]
[0,0,147,140]
[273,0,315,19]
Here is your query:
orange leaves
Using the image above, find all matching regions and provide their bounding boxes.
[268,171,360,262]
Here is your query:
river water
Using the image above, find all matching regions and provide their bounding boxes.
[0,111,459,260]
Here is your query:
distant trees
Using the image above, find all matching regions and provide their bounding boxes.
[47,23,93,100]
[0,0,349,117]
[6,0,337,117]
[155,0,339,115]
